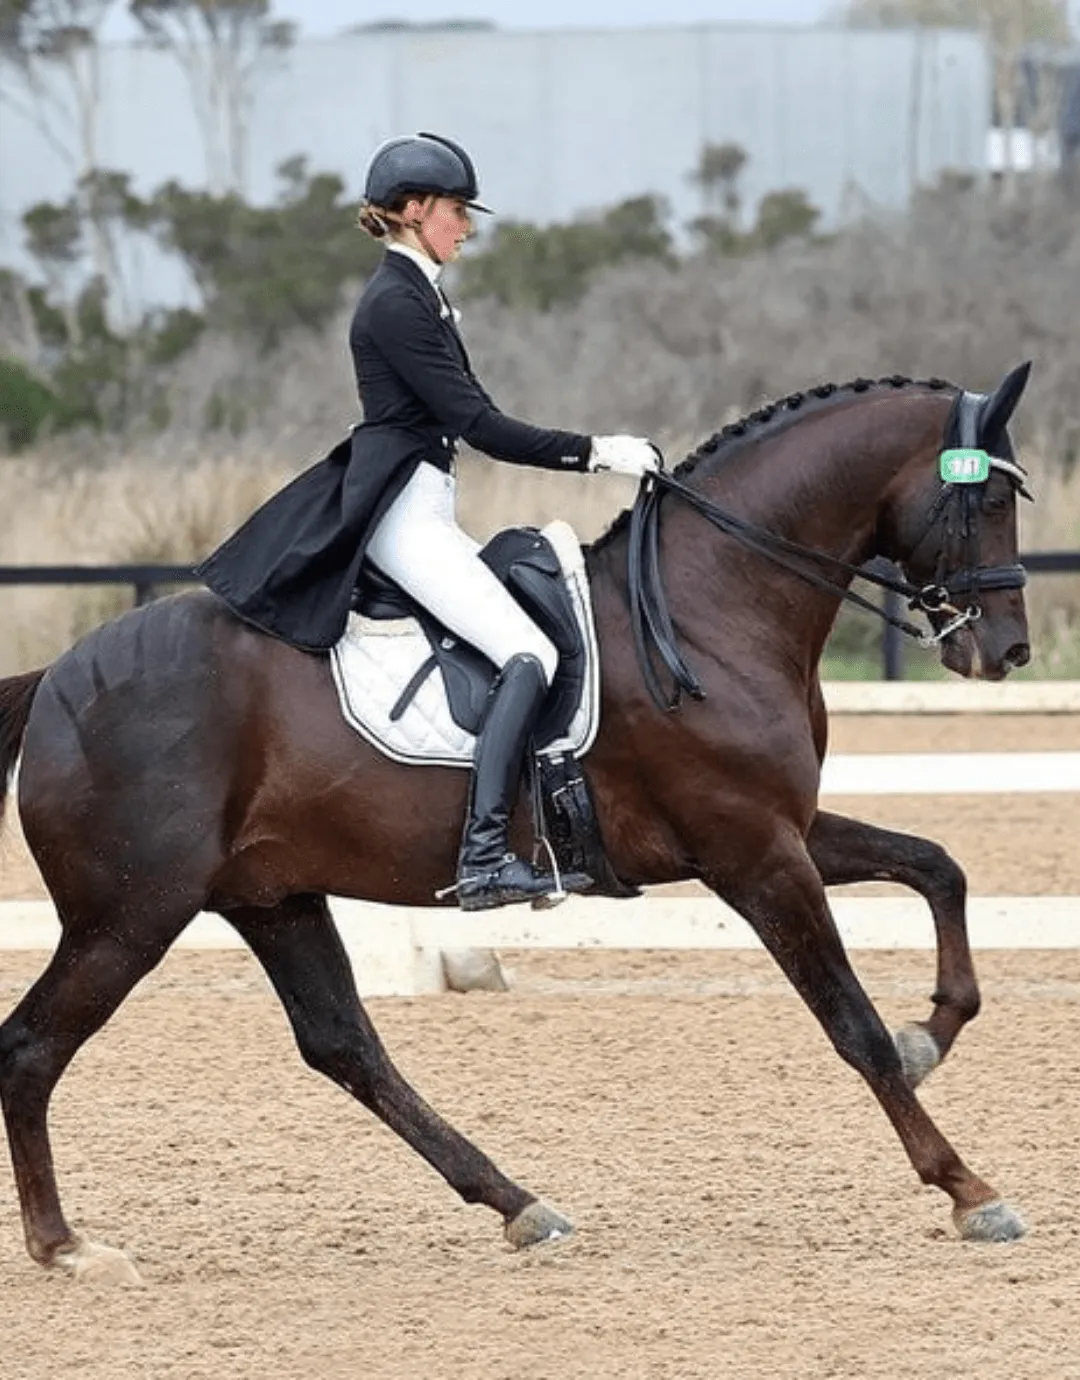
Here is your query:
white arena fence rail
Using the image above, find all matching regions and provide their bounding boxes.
[0,895,1076,998]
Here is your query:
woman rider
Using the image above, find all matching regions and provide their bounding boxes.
[198,132,659,912]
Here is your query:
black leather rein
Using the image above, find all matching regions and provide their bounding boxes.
[625,469,1027,713]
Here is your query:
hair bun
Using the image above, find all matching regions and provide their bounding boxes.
[357,203,391,238]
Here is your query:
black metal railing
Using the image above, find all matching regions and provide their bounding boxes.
[0,563,197,607]
[1,555,1078,679]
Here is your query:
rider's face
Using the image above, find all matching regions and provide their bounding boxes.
[407,196,472,263]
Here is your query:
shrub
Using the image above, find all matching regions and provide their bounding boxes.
[0,357,63,450]
[457,195,674,311]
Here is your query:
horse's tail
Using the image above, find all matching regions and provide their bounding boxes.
[0,670,46,827]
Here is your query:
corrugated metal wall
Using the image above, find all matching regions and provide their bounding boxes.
[0,24,990,303]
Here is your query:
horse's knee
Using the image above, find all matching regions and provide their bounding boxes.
[0,1016,29,1071]
[909,838,966,908]
[292,1018,387,1095]
[828,1009,903,1081]
[0,1018,49,1102]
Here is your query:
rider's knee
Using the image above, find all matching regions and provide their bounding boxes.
[514,633,557,686]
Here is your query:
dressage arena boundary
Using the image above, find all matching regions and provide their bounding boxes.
[0,895,1077,996]
[821,680,1080,713]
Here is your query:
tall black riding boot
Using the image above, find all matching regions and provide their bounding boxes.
[455,653,592,912]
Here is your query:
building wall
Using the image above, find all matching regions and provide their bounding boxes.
[0,23,990,304]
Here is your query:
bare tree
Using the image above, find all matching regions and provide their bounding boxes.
[128,0,294,195]
[0,2,121,299]
[0,267,46,369]
[0,1,113,172]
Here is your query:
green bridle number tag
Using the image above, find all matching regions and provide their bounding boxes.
[940,448,991,484]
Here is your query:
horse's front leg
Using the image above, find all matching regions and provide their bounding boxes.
[709,835,1024,1242]
[808,809,977,1087]
[225,895,571,1251]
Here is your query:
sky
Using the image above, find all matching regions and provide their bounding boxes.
[101,0,838,43]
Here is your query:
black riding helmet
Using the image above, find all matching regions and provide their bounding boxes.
[363,132,493,214]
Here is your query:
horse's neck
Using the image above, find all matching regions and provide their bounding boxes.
[693,394,944,568]
[583,391,947,682]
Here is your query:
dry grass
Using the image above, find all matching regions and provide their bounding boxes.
[0,448,642,676]
[0,453,294,674]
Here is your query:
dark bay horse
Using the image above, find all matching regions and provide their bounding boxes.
[0,369,1033,1284]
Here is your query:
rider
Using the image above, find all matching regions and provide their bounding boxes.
[200,131,660,913]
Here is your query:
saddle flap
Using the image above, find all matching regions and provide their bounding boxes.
[481,527,586,746]
[331,519,601,770]
[413,613,494,735]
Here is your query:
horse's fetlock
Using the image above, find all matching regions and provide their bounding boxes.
[931,987,980,1022]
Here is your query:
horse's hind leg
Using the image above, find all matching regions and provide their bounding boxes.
[0,910,192,1284]
[808,810,977,1086]
[225,895,571,1250]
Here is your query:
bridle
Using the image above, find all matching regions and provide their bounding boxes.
[900,389,1029,640]
[625,389,1031,712]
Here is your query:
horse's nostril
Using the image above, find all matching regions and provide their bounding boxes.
[1005,643,1030,669]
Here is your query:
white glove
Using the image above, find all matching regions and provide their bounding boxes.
[588,434,661,478]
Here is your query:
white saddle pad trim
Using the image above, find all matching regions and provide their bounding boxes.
[330,520,601,768]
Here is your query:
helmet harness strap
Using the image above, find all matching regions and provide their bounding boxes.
[375,195,445,265]
[408,196,445,266]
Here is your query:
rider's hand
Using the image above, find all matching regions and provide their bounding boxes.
[587,435,661,479]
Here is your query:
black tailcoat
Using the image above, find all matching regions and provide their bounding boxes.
[197,250,592,652]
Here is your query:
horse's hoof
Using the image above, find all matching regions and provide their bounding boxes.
[504,1200,574,1249]
[54,1235,144,1287]
[893,1023,941,1088]
[954,1200,1027,1243]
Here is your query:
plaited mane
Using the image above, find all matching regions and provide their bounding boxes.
[590,375,956,553]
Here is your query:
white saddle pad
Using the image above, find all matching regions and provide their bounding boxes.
[329,520,601,768]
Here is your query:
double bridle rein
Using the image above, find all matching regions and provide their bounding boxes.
[626,391,1030,712]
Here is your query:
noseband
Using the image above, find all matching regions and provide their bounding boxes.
[625,390,1031,712]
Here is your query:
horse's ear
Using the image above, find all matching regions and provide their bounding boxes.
[979,360,1032,452]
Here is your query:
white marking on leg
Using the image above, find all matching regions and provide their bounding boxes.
[892,1023,941,1088]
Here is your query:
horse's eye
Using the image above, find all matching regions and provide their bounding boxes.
[982,492,1009,516]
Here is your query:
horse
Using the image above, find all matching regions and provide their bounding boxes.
[0,366,1033,1285]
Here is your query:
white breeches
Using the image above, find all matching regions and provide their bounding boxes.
[365,461,558,684]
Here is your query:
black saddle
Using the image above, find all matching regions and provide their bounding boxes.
[351,526,586,747]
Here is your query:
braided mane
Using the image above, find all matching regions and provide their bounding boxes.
[590,374,956,554]
[674,374,955,477]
